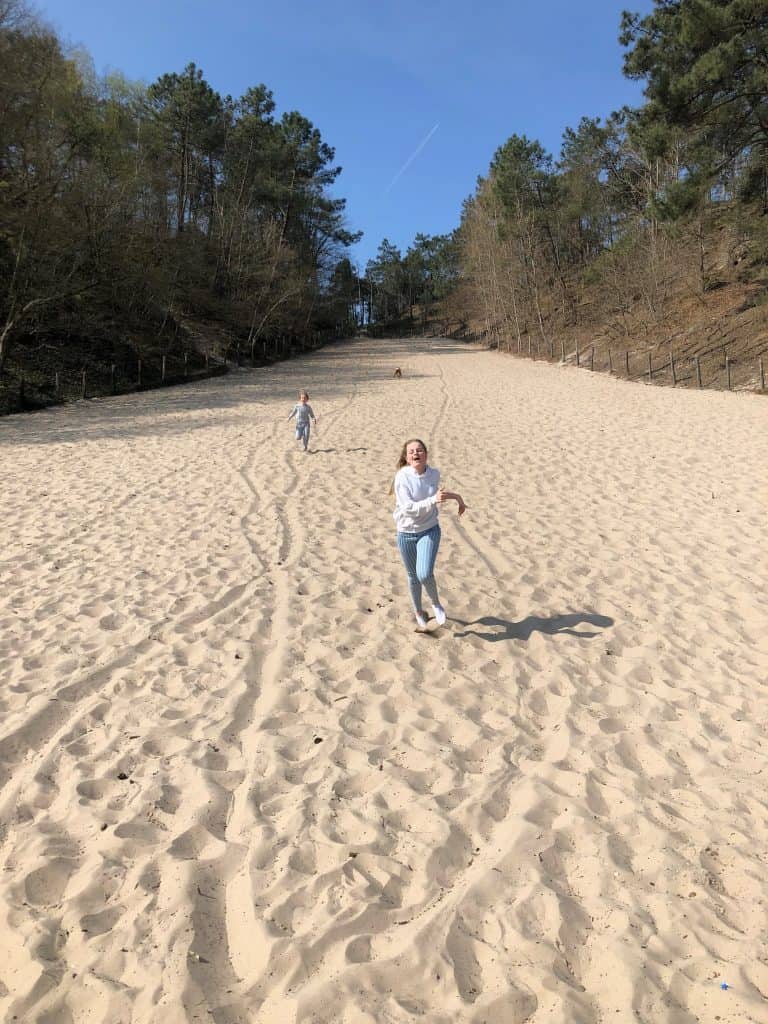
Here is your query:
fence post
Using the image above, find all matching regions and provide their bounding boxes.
[110,364,116,394]
[137,359,142,387]
[82,368,87,399]
[695,356,702,388]
[54,371,60,398]
[670,350,676,385]
[184,352,188,377]
[549,339,554,359]
[647,352,652,383]
[726,356,731,390]
[608,349,613,373]
[528,337,532,356]
[590,347,594,371]
[760,355,765,391]
[162,355,167,382]
[205,352,209,370]
[560,338,565,362]
[19,377,25,407]
[576,340,580,366]
[625,351,629,376]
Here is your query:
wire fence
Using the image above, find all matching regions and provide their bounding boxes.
[0,325,354,417]
[441,325,768,395]
[18,315,755,414]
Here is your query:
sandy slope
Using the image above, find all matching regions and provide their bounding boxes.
[0,337,766,1024]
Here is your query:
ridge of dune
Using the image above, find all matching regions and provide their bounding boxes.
[0,338,766,1024]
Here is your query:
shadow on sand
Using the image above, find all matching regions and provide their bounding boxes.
[306,447,367,454]
[453,611,614,643]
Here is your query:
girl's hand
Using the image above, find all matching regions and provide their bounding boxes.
[437,488,467,514]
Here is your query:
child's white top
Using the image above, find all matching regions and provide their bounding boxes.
[288,403,315,425]
[393,465,440,533]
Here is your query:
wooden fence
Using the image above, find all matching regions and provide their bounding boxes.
[1,324,354,417]
[3,349,225,416]
[447,327,767,394]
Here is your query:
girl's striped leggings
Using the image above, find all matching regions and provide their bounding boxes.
[396,524,441,612]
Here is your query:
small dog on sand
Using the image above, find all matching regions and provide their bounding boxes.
[393,367,402,378]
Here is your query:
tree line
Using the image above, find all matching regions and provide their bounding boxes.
[4,0,766,394]
[372,0,768,366]
[0,0,360,382]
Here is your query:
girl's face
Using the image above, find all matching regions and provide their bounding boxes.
[299,394,308,404]
[405,441,427,473]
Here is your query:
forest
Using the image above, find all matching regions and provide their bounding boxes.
[367,0,768,392]
[2,0,768,411]
[0,0,365,410]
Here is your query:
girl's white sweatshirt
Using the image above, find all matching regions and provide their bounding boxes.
[392,465,440,533]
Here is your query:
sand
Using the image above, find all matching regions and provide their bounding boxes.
[0,336,766,1024]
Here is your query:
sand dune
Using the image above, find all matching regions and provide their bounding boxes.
[0,337,766,1024]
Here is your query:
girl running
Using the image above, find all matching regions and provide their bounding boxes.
[392,438,467,630]
[287,390,317,452]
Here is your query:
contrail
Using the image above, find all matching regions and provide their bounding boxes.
[384,122,440,194]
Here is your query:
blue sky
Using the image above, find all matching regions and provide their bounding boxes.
[37,0,654,270]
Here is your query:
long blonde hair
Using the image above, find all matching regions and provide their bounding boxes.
[389,438,427,494]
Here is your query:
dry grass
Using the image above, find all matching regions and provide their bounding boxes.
[436,219,768,394]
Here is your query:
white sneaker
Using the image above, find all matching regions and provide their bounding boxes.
[414,611,429,631]
[432,605,446,626]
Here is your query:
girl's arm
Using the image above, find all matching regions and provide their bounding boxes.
[436,489,468,516]
[287,406,296,421]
